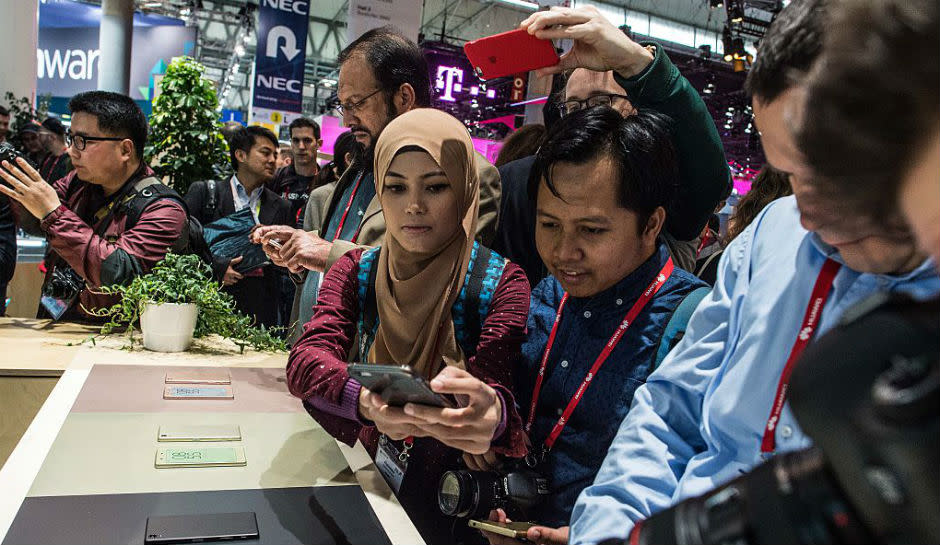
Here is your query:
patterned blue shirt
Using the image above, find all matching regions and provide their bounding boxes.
[518,242,707,527]
[570,196,940,544]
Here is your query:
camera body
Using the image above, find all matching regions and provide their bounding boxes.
[0,142,29,187]
[438,463,550,521]
[42,265,85,301]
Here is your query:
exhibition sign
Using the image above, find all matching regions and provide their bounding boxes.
[36,25,196,101]
[251,0,310,126]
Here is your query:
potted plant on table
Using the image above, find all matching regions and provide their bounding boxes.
[89,253,286,353]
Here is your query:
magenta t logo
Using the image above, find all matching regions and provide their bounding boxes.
[436,65,464,102]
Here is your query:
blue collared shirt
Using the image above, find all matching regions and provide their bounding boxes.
[570,196,939,544]
[230,175,262,222]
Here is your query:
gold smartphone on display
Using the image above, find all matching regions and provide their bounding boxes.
[155,446,247,468]
[468,519,534,539]
[157,424,242,442]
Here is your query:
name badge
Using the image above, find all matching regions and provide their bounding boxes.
[375,435,407,494]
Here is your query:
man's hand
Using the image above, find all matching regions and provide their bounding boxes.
[479,509,568,545]
[251,225,298,267]
[278,230,333,274]
[222,256,244,286]
[0,157,62,219]
[401,366,502,455]
[520,5,654,78]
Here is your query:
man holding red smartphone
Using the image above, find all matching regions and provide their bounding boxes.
[493,5,731,287]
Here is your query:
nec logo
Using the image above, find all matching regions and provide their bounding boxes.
[261,0,308,15]
[257,75,302,93]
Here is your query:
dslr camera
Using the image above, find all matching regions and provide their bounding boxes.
[438,461,550,521]
[43,266,85,301]
[0,141,31,187]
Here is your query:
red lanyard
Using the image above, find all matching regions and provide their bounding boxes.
[526,258,674,452]
[760,258,841,454]
[332,172,364,242]
[41,153,65,179]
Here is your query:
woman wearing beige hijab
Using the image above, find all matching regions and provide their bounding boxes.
[287,109,529,544]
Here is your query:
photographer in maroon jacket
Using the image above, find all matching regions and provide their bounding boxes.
[0,91,186,321]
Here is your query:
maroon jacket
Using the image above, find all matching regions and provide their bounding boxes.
[287,248,530,544]
[27,165,187,320]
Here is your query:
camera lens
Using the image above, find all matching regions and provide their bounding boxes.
[438,471,475,517]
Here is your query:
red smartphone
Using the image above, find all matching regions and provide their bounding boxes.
[463,28,560,80]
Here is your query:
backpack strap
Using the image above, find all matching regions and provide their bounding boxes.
[452,242,506,355]
[357,247,382,357]
[653,286,710,371]
[205,179,218,219]
[119,177,188,231]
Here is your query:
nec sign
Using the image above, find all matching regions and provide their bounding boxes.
[260,0,308,14]
[256,75,302,93]
[252,0,309,113]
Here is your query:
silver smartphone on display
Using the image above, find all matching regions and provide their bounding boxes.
[144,512,258,544]
[157,424,241,442]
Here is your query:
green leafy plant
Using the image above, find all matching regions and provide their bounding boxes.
[88,253,286,353]
[145,56,230,194]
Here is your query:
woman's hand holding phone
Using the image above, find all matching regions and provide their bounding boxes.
[401,366,503,455]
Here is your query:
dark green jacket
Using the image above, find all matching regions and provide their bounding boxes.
[614,42,732,241]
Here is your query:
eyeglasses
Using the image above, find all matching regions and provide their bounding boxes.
[66,130,126,151]
[335,89,382,116]
[558,94,631,116]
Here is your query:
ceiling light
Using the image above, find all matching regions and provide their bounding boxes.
[490,0,539,12]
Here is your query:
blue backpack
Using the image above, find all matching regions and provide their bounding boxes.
[356,241,507,358]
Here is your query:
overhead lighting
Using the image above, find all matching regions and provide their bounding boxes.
[490,0,539,12]
[234,44,245,57]
[722,26,734,61]
[710,0,724,8]
[729,4,745,24]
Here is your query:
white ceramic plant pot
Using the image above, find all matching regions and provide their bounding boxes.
[140,302,198,353]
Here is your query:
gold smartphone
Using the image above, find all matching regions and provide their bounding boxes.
[157,424,242,442]
[468,519,534,539]
[155,446,247,468]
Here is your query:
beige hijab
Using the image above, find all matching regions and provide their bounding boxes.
[367,109,480,379]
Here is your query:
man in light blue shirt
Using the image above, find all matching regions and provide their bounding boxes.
[569,2,940,543]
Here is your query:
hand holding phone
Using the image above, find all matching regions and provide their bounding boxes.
[518,5,655,78]
[468,519,534,539]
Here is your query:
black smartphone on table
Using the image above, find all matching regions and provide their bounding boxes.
[144,512,259,544]
[347,363,456,408]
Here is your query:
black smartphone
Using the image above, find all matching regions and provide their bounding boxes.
[144,512,259,544]
[348,363,455,408]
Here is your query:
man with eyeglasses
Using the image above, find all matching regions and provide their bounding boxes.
[0,91,187,321]
[493,5,731,286]
[252,26,501,331]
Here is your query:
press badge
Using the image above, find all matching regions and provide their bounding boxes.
[375,435,407,494]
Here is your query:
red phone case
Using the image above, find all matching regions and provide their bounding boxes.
[463,29,560,80]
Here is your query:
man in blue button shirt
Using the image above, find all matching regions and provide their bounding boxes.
[569,1,940,544]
